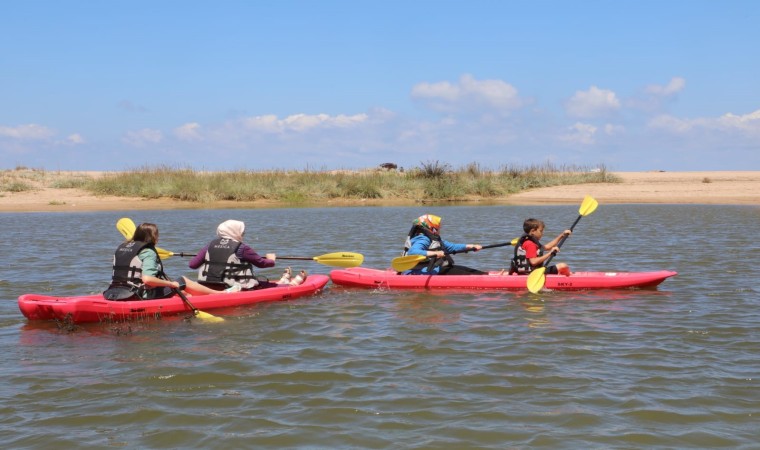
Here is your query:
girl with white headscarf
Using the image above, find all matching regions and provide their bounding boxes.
[188,220,306,290]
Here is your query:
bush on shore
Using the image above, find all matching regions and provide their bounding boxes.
[2,162,617,203]
[81,162,617,203]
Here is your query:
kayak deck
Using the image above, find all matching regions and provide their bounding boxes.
[18,274,330,323]
[330,268,677,291]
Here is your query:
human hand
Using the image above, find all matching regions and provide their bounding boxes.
[266,253,276,261]
[563,229,572,237]
[550,246,560,255]
[430,250,445,258]
[470,244,482,251]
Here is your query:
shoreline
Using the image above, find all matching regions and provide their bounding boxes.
[1,171,758,213]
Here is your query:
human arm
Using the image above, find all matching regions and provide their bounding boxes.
[407,235,444,258]
[139,249,182,289]
[523,240,554,268]
[541,230,572,254]
[188,244,210,269]
[442,239,481,255]
[238,243,276,268]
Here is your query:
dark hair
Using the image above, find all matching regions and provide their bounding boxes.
[133,223,159,245]
[523,218,545,234]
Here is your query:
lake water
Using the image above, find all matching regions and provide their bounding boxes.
[1,204,758,449]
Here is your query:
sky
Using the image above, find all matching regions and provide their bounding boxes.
[1,0,759,172]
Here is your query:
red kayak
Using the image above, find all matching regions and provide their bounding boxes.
[329,267,676,291]
[18,274,330,323]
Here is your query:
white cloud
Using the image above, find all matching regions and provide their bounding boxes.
[411,74,523,113]
[560,122,598,144]
[174,122,203,141]
[122,128,164,147]
[565,86,621,118]
[628,77,687,112]
[66,133,85,144]
[411,80,460,102]
[718,109,760,133]
[0,124,55,140]
[645,77,686,97]
[649,109,760,135]
[241,112,369,133]
[604,124,625,135]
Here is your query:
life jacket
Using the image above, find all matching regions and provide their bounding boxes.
[104,241,161,300]
[402,226,452,272]
[197,238,257,289]
[510,235,543,275]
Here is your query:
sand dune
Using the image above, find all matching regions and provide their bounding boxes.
[1,171,758,212]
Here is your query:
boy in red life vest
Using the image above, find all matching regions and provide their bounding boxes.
[511,218,572,276]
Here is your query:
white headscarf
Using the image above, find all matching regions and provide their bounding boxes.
[216,220,245,242]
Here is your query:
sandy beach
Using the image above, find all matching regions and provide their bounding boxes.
[1,171,758,213]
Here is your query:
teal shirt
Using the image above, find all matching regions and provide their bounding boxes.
[138,248,161,277]
[137,248,167,299]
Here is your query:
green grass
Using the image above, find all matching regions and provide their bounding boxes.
[81,162,618,204]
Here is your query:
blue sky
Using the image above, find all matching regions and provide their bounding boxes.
[1,0,759,172]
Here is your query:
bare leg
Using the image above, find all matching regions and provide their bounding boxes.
[290,270,308,285]
[181,276,222,296]
[277,267,292,284]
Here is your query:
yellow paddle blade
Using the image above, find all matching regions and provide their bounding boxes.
[527,267,547,294]
[391,255,427,272]
[116,218,173,258]
[579,195,599,216]
[116,217,136,239]
[312,252,364,267]
[156,248,176,259]
[194,310,225,323]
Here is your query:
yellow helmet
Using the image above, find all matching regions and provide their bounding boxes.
[414,214,442,234]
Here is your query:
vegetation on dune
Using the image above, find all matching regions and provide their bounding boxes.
[1,167,91,194]
[1,162,618,203]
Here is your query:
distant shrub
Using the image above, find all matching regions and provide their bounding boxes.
[417,160,451,178]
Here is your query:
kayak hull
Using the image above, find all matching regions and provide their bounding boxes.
[329,268,676,291]
[18,274,330,323]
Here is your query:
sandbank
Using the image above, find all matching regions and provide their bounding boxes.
[1,171,758,213]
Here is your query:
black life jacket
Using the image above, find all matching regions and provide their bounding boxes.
[402,226,452,271]
[104,241,162,300]
[510,235,543,275]
[197,238,257,289]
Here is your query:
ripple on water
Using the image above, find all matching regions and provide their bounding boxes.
[2,206,760,448]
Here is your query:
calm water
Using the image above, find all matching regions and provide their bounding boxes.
[1,204,758,449]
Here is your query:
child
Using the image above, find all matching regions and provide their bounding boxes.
[189,220,307,290]
[511,218,572,276]
[105,222,234,301]
[402,213,484,275]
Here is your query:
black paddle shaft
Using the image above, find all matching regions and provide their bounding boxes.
[544,214,583,267]
[165,275,199,316]
[426,241,513,271]
[451,241,512,255]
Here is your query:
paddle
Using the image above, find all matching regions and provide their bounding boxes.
[135,251,364,267]
[118,218,363,267]
[391,238,520,272]
[115,218,223,322]
[526,195,599,294]
[276,252,364,267]
[169,278,225,323]
[116,218,175,260]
